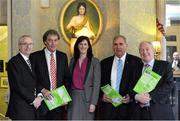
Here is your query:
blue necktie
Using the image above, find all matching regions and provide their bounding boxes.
[115,59,123,92]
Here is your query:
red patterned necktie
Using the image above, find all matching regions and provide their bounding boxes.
[50,53,57,90]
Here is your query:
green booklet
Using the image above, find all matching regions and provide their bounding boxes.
[44,85,72,111]
[133,68,161,94]
[101,84,123,107]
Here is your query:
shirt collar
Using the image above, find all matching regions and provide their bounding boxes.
[114,53,126,62]
[143,58,155,67]
[45,48,56,56]
[20,52,29,61]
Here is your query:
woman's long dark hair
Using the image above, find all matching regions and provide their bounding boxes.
[77,2,87,15]
[74,36,93,64]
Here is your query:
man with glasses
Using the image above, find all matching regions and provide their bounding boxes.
[6,35,41,120]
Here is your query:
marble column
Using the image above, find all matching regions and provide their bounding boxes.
[156,0,166,60]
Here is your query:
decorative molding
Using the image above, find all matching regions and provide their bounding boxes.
[0,0,7,25]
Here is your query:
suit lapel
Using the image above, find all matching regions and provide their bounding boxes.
[56,52,61,86]
[84,58,91,84]
[152,60,160,73]
[108,56,114,84]
[120,54,129,91]
[41,50,50,82]
[18,53,34,77]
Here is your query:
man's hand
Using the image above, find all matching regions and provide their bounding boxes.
[89,104,96,113]
[122,94,130,104]
[33,96,43,109]
[41,88,52,100]
[102,94,112,103]
[135,93,151,104]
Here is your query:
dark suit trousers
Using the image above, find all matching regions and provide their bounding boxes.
[131,105,151,120]
[37,107,65,120]
[100,102,130,120]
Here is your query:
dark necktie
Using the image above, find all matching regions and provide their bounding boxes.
[143,64,150,73]
[26,59,32,71]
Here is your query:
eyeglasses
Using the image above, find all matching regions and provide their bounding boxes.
[20,43,34,46]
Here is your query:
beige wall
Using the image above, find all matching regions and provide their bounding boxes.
[1,0,157,116]
[11,0,120,60]
[166,25,180,53]
[11,0,156,60]
[120,0,156,57]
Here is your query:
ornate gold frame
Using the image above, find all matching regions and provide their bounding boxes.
[59,0,103,46]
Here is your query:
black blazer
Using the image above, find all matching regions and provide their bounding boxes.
[99,53,141,119]
[6,53,36,120]
[131,60,175,120]
[30,49,70,116]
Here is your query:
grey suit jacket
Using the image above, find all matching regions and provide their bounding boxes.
[69,57,101,105]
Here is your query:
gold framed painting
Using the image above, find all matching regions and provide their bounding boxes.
[0,76,8,88]
[59,0,103,54]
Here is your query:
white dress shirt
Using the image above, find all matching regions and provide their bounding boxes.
[142,59,154,73]
[111,53,126,90]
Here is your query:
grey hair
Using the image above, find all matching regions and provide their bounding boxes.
[113,35,127,44]
[18,35,32,45]
[139,41,154,51]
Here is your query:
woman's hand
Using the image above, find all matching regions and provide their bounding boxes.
[89,104,96,113]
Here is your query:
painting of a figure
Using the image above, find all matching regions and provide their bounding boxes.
[60,0,103,54]
[66,2,95,41]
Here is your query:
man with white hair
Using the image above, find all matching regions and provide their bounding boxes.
[6,35,41,120]
[130,41,174,120]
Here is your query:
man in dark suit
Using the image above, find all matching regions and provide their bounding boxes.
[6,35,41,120]
[172,51,180,71]
[30,29,70,120]
[99,35,141,120]
[130,41,174,120]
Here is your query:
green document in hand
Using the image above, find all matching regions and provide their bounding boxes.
[133,68,161,94]
[101,84,123,107]
[44,85,72,111]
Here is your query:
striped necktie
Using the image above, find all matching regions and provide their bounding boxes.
[50,53,57,90]
[26,59,32,71]
[143,64,150,73]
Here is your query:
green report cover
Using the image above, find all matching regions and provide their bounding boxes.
[101,84,123,107]
[44,85,72,111]
[133,68,161,94]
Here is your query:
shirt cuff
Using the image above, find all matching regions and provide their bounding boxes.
[37,93,43,99]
